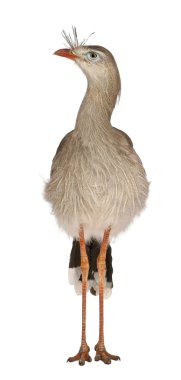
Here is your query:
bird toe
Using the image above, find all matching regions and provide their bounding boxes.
[67,346,92,365]
[94,347,120,364]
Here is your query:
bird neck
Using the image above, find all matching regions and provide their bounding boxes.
[75,77,120,139]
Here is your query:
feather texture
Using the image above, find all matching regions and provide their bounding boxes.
[62,26,94,49]
[44,43,149,241]
[45,126,149,240]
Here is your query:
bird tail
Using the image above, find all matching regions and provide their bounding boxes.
[68,239,113,298]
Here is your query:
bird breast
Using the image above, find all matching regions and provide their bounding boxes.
[44,128,149,240]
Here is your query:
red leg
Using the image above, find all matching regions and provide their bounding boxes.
[94,227,120,364]
[67,225,92,365]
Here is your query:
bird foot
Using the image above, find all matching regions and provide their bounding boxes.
[67,345,92,366]
[94,344,120,364]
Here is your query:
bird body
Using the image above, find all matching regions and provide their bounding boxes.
[45,125,148,241]
[44,30,149,365]
[45,45,149,241]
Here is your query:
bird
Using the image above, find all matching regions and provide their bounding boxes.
[44,27,149,365]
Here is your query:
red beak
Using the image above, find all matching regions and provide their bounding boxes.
[54,48,77,60]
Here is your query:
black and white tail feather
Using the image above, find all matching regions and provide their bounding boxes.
[68,239,113,299]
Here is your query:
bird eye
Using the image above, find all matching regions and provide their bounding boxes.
[86,51,100,61]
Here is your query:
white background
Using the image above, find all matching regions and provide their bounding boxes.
[0,0,181,379]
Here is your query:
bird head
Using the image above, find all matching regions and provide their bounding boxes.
[54,28,121,102]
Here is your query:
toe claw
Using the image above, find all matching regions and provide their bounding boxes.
[79,360,85,366]
[95,354,101,361]
[104,357,111,365]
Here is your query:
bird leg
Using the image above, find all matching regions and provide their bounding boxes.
[67,225,92,366]
[94,227,120,364]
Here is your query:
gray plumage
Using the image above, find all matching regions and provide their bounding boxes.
[44,39,149,242]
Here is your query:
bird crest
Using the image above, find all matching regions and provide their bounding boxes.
[62,26,94,49]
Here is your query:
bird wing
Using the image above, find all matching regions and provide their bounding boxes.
[112,127,133,148]
[50,130,74,177]
[49,127,133,178]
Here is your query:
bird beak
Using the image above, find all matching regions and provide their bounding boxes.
[53,48,77,60]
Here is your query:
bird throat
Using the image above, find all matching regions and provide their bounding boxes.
[75,83,117,139]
